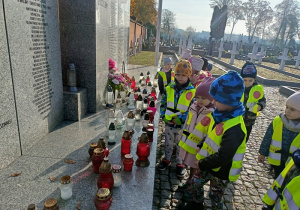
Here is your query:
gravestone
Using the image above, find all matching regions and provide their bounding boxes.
[187,36,192,50]
[256,46,266,65]
[178,37,182,55]
[218,41,224,60]
[182,37,187,52]
[278,48,290,71]
[229,41,238,65]
[3,0,63,157]
[294,51,300,69]
[0,0,21,170]
[248,42,259,62]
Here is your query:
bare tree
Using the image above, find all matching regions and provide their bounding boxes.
[243,0,273,43]
[273,0,300,47]
[228,0,244,40]
[161,9,176,45]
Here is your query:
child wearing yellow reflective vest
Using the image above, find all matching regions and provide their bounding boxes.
[157,57,175,95]
[258,92,300,178]
[177,77,215,183]
[262,149,300,210]
[158,59,195,175]
[178,71,247,210]
[240,61,266,142]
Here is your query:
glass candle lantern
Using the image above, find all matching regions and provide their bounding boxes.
[121,130,131,156]
[142,98,148,113]
[146,128,154,142]
[94,188,113,210]
[139,72,144,81]
[107,109,115,126]
[126,110,135,130]
[115,110,125,129]
[135,108,141,121]
[151,87,157,101]
[142,113,150,131]
[140,77,146,87]
[112,164,122,187]
[123,154,134,172]
[27,204,37,210]
[89,142,98,158]
[153,74,158,87]
[120,91,126,103]
[44,198,59,210]
[115,98,122,110]
[127,92,135,110]
[97,137,109,157]
[59,175,73,200]
[146,110,154,123]
[97,157,114,190]
[146,76,150,85]
[130,76,136,90]
[67,63,78,92]
[136,132,151,167]
[92,148,105,173]
[147,71,150,75]
[136,95,143,110]
[147,98,157,116]
[142,89,148,98]
[106,85,114,107]
[108,122,116,145]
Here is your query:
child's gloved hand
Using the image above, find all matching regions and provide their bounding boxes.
[258,154,265,163]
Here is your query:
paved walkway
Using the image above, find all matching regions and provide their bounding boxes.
[153,86,287,209]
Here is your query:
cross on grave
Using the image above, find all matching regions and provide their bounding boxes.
[277,48,290,71]
[187,36,193,50]
[229,42,238,65]
[256,46,266,65]
[182,38,187,52]
[178,37,182,55]
[218,41,224,60]
[248,42,259,62]
[294,51,300,69]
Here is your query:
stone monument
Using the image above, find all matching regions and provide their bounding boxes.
[0,0,64,168]
[229,42,238,65]
[187,36,193,50]
[218,41,224,60]
[294,51,300,69]
[248,42,259,62]
[277,48,290,71]
[256,46,266,65]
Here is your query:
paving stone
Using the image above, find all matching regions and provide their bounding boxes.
[243,181,254,188]
[161,182,171,190]
[170,178,180,185]
[154,189,160,196]
[246,169,256,175]
[232,203,245,209]
[249,188,259,196]
[171,185,178,192]
[248,174,259,181]
[233,196,243,203]
[251,195,263,204]
[160,199,171,208]
[243,196,254,204]
[240,190,249,196]
[224,188,233,195]
[153,196,160,207]
[173,191,183,200]
[232,190,241,196]
[224,195,233,202]
[161,190,172,199]
[243,163,253,169]
[252,165,262,172]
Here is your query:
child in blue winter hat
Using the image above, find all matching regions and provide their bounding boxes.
[179,71,247,210]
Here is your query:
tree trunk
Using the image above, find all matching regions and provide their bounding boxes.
[229,21,237,41]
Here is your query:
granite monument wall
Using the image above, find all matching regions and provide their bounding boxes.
[59,0,130,113]
[0,0,63,169]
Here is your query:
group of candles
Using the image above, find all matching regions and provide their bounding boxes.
[27,72,157,210]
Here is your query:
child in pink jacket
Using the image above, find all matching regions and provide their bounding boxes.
[177,77,215,185]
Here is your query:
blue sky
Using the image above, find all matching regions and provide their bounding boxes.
[160,0,285,35]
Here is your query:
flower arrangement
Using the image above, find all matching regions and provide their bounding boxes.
[107,59,131,92]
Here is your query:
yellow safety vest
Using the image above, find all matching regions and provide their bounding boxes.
[165,86,195,122]
[158,70,175,86]
[193,113,246,181]
[179,111,213,155]
[241,85,264,114]
[263,159,300,209]
[268,116,300,166]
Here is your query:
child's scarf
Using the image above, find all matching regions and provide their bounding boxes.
[212,103,245,124]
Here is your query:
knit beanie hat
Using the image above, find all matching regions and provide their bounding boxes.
[181,49,192,60]
[164,57,172,65]
[241,62,257,79]
[209,71,245,107]
[286,92,300,111]
[174,59,192,77]
[292,149,300,168]
[190,57,204,71]
[196,77,215,101]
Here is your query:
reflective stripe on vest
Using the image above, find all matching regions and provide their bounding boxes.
[241,85,263,114]
[268,116,300,166]
[158,71,175,86]
[263,159,300,209]
[196,114,247,181]
[165,86,195,121]
[180,115,212,155]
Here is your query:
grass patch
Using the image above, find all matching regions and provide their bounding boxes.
[129,51,162,66]
[220,58,300,82]
[211,66,227,75]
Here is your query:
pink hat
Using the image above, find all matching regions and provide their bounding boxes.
[190,57,204,71]
[181,49,192,60]
[195,77,215,101]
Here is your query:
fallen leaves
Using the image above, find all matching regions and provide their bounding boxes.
[65,159,76,164]
[49,176,57,182]
[11,172,22,177]
[76,202,81,209]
